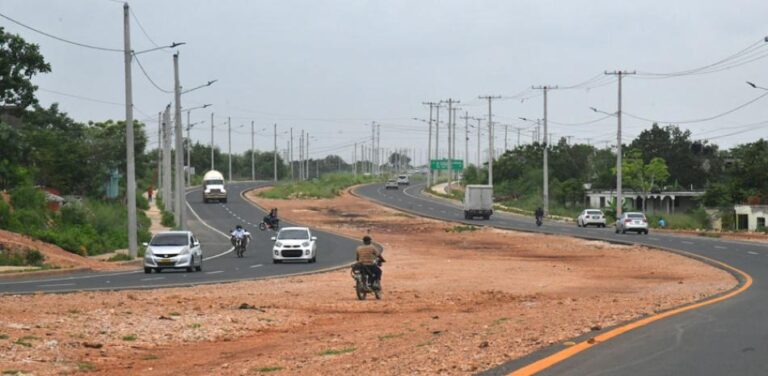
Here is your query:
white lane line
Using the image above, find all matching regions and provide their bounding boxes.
[250,264,263,269]
[186,202,235,260]
[748,251,759,255]
[715,246,728,250]
[140,277,165,282]
[205,271,224,275]
[681,241,695,245]
[37,283,76,288]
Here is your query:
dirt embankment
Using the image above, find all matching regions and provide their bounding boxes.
[0,188,735,375]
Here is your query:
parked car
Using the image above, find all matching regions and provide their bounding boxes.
[615,212,649,234]
[272,227,317,263]
[577,209,606,227]
[385,179,399,190]
[396,174,410,185]
[143,231,203,273]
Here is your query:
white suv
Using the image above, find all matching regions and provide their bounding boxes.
[396,175,410,186]
[577,209,606,227]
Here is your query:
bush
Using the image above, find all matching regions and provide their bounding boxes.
[10,185,46,211]
[0,248,44,267]
[136,193,149,211]
[161,210,175,227]
[260,173,378,199]
[0,199,11,229]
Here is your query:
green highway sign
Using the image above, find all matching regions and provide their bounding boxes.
[430,159,464,170]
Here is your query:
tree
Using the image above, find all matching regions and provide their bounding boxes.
[0,27,51,111]
[618,150,670,212]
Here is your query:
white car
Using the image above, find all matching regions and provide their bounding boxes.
[385,180,399,190]
[143,231,203,273]
[272,227,317,263]
[396,174,410,185]
[577,209,606,227]
[615,212,650,235]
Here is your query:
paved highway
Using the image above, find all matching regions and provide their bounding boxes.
[0,182,355,294]
[355,182,768,376]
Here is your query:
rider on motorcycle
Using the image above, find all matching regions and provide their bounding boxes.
[230,225,252,247]
[535,207,544,223]
[355,235,385,288]
[263,208,279,229]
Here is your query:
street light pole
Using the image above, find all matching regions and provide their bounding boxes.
[479,96,501,186]
[251,121,255,181]
[228,116,232,182]
[273,123,278,182]
[210,112,214,170]
[173,52,186,230]
[123,3,138,257]
[605,70,636,217]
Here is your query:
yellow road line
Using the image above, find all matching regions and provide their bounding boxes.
[509,250,752,376]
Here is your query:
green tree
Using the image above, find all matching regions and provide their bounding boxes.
[618,151,670,212]
[0,27,51,111]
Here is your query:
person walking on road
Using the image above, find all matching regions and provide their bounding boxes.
[147,185,154,203]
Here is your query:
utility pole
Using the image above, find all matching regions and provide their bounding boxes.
[185,112,192,186]
[122,3,138,257]
[532,85,557,215]
[290,128,294,180]
[461,111,469,170]
[478,95,501,186]
[422,102,438,187]
[503,123,508,152]
[434,104,442,184]
[376,123,381,176]
[443,99,459,191]
[370,123,375,176]
[475,118,482,168]
[210,112,214,170]
[306,132,310,179]
[162,106,172,212]
[605,70,636,217]
[273,123,278,182]
[250,121,255,181]
[173,52,186,230]
[354,142,358,176]
[227,116,232,182]
[157,112,162,194]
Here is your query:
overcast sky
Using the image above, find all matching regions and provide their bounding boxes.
[4,0,768,164]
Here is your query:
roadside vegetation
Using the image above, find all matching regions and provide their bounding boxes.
[259,173,379,199]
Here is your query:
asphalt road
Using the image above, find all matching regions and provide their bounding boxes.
[355,182,768,376]
[0,182,356,295]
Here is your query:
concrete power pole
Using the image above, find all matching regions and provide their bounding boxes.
[162,107,172,212]
[443,99,459,191]
[434,104,442,184]
[376,123,381,176]
[289,128,294,180]
[479,96,501,186]
[157,112,162,193]
[476,118,482,168]
[533,85,557,215]
[605,70,636,217]
[273,123,278,182]
[306,132,310,179]
[123,3,138,257]
[251,121,255,181]
[423,102,437,187]
[228,116,232,182]
[461,111,469,170]
[210,112,214,170]
[186,112,191,186]
[354,142,358,176]
[173,53,186,230]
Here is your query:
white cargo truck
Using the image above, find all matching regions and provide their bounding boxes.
[463,185,493,220]
[202,170,227,203]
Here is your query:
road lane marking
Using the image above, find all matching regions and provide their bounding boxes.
[205,271,224,275]
[250,264,263,268]
[509,250,753,376]
[140,277,165,282]
[747,251,759,255]
[682,241,695,245]
[37,283,75,288]
[715,246,728,250]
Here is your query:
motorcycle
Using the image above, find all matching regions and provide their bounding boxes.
[258,218,280,231]
[231,236,247,258]
[535,215,543,227]
[351,263,381,300]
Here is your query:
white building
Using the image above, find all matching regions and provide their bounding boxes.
[585,190,704,214]
[733,205,768,231]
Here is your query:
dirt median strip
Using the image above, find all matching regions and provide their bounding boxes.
[0,186,736,376]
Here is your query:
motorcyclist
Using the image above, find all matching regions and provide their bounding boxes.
[263,208,279,229]
[230,225,252,247]
[355,235,385,289]
[535,207,544,222]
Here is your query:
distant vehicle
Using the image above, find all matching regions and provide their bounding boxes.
[202,170,227,203]
[615,212,649,234]
[385,180,399,190]
[577,209,607,227]
[143,231,203,273]
[464,184,493,220]
[396,174,410,185]
[271,227,318,263]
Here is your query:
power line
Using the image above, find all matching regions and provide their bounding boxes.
[636,37,768,78]
[38,87,123,106]
[132,53,174,93]
[129,8,163,49]
[624,90,768,124]
[0,12,122,52]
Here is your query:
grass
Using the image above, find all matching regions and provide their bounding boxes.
[318,347,356,356]
[444,225,479,233]
[142,355,159,361]
[378,333,404,341]
[0,334,8,340]
[13,336,36,347]
[121,335,137,341]
[189,323,202,329]
[107,253,133,262]
[252,367,283,373]
[259,173,379,199]
[492,317,510,326]
[169,312,181,316]
[77,362,95,371]
[2,370,28,375]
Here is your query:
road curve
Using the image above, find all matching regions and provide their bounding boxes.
[0,182,356,294]
[355,182,768,376]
